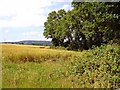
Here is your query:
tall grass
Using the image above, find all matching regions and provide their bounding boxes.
[2,44,120,88]
[2,44,79,63]
[2,44,81,88]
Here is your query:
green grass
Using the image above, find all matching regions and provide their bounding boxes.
[1,44,120,88]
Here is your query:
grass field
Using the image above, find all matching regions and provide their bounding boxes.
[1,44,120,88]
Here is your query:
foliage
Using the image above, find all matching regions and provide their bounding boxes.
[2,44,120,88]
[44,2,120,50]
[69,44,120,88]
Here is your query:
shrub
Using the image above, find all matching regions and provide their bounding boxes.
[69,45,120,88]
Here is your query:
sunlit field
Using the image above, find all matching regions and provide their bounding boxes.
[2,44,81,88]
[1,44,120,88]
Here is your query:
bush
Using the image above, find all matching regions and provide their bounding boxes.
[69,45,120,88]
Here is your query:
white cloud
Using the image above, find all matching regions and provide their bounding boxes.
[0,0,51,28]
[0,0,72,28]
[23,31,40,36]
[61,5,71,10]
[22,31,51,41]
[52,4,72,12]
[0,15,47,27]
[4,30,9,33]
[0,0,72,42]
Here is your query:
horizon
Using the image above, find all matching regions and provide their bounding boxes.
[0,0,72,42]
[0,39,52,42]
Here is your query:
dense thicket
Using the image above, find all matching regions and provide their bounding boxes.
[44,2,120,50]
[69,44,120,88]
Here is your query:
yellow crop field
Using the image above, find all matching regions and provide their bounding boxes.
[1,44,120,88]
[2,44,82,88]
[2,44,81,63]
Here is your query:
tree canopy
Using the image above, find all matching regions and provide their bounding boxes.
[43,2,120,50]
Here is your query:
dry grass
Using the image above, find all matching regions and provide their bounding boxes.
[2,44,80,63]
[2,44,119,88]
[2,44,81,88]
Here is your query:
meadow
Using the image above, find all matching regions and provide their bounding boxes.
[1,44,120,88]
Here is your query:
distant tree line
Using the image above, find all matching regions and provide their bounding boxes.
[43,2,120,50]
[2,41,51,46]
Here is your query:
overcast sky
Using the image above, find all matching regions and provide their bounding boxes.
[0,0,72,42]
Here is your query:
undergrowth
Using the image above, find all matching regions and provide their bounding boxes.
[2,44,120,88]
[68,45,120,88]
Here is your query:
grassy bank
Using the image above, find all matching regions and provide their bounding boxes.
[2,44,120,88]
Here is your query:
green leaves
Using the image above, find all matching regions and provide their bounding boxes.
[44,2,120,50]
[69,45,120,88]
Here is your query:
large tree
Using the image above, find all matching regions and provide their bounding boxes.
[43,9,66,46]
[43,2,120,50]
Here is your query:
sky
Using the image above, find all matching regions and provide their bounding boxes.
[0,0,72,42]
